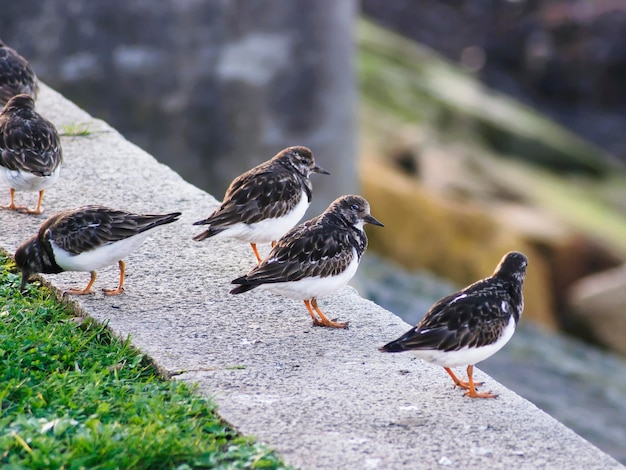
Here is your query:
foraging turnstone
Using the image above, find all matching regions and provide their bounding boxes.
[193,146,330,263]
[230,195,384,328]
[14,206,181,296]
[0,40,38,106]
[379,251,527,398]
[0,94,62,214]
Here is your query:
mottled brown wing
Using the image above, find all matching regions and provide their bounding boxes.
[237,218,355,284]
[209,167,304,227]
[387,282,514,352]
[44,206,180,255]
[0,115,61,175]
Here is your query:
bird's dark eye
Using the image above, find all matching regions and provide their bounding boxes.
[350,204,359,211]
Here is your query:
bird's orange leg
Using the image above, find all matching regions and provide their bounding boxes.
[24,189,45,215]
[444,367,471,390]
[103,260,126,296]
[250,243,263,264]
[463,365,497,399]
[310,298,348,329]
[64,271,97,296]
[444,367,483,390]
[1,188,28,212]
[304,300,323,326]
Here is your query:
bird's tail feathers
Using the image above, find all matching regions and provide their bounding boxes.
[192,226,222,241]
[378,340,407,353]
[193,218,210,226]
[141,212,182,232]
[230,283,258,295]
[162,212,182,224]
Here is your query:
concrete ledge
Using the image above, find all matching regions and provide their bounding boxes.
[1,86,622,469]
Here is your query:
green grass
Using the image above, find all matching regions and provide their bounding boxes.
[0,254,288,469]
[59,122,92,136]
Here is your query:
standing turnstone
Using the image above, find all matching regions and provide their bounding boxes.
[379,251,527,398]
[14,206,181,296]
[230,195,384,328]
[0,40,38,106]
[0,94,62,214]
[193,146,330,263]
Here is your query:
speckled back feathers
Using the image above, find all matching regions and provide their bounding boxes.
[193,146,328,240]
[381,251,527,353]
[0,94,62,176]
[231,195,383,292]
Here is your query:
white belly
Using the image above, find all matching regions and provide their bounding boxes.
[0,165,61,192]
[261,252,360,300]
[412,317,517,367]
[50,231,151,272]
[218,191,309,244]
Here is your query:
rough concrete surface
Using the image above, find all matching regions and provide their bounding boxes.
[0,86,622,469]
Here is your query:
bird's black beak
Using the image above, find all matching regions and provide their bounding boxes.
[365,214,384,227]
[19,271,29,293]
[313,165,331,175]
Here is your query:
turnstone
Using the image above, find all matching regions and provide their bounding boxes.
[0,94,62,214]
[193,146,330,263]
[14,206,181,296]
[0,40,38,106]
[230,195,384,328]
[379,251,527,398]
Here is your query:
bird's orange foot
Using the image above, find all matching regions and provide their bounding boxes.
[103,287,125,296]
[312,318,349,329]
[63,288,95,296]
[1,203,28,212]
[464,389,498,399]
[15,207,43,215]
[305,299,349,329]
[20,207,43,215]
[444,367,484,390]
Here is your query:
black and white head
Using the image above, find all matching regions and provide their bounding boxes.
[1,93,35,115]
[326,195,384,230]
[276,146,330,178]
[14,235,59,292]
[493,251,528,284]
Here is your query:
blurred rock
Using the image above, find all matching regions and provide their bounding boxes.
[362,0,626,162]
[568,264,626,355]
[358,19,621,178]
[543,236,622,312]
[359,19,626,341]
